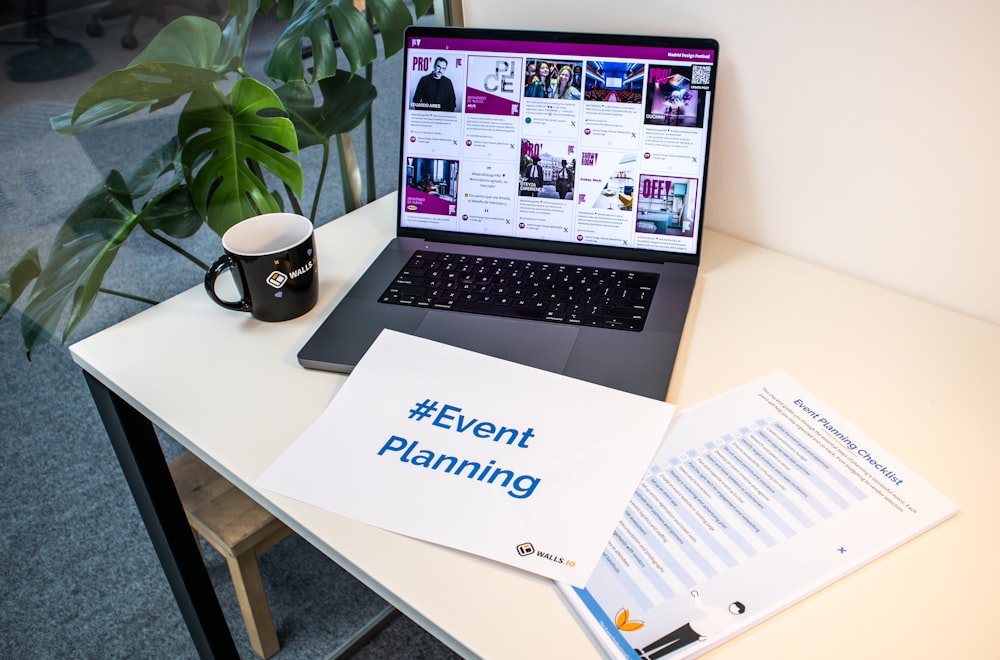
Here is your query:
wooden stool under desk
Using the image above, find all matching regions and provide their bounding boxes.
[169,452,291,659]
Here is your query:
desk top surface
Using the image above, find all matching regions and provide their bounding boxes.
[71,193,1000,659]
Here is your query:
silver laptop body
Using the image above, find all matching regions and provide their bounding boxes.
[298,26,720,400]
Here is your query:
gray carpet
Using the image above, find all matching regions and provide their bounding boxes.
[0,4,463,659]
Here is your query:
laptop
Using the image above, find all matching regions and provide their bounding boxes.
[298,26,720,400]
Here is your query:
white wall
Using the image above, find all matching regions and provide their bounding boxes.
[460,0,1000,325]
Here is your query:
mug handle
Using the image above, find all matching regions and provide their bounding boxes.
[204,255,251,312]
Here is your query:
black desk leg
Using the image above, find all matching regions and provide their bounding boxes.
[84,371,240,660]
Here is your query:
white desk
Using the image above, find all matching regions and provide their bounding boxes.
[71,193,1000,658]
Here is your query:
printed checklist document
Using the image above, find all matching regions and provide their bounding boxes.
[559,371,958,659]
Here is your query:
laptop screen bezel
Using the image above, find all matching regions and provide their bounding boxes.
[395,26,720,267]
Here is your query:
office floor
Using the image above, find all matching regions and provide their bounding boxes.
[0,4,460,658]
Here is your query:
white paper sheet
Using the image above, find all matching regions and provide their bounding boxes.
[256,329,676,585]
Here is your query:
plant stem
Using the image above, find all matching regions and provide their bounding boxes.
[337,132,362,212]
[364,8,376,205]
[310,140,330,222]
[365,59,375,205]
[140,225,209,270]
[284,182,305,216]
[98,288,159,305]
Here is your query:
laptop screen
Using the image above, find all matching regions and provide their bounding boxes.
[397,27,719,265]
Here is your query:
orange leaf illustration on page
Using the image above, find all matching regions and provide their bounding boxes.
[615,607,645,631]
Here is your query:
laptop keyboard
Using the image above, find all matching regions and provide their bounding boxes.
[378,250,659,331]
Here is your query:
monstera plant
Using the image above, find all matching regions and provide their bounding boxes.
[0,0,432,357]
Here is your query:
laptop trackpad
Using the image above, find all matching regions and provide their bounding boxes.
[414,312,578,374]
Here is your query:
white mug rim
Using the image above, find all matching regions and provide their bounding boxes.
[222,213,313,257]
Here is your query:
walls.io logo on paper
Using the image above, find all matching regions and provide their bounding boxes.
[515,542,577,567]
[535,549,574,566]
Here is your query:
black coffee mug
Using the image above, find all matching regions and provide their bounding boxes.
[204,213,318,322]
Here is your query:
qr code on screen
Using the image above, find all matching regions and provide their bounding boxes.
[691,65,711,86]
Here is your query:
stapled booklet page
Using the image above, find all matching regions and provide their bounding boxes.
[558,371,958,659]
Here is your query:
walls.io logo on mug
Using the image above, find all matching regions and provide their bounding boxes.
[266,271,288,289]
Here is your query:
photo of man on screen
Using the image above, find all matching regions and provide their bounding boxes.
[411,56,458,112]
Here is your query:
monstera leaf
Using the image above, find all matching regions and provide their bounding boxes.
[143,186,203,239]
[215,0,264,74]
[51,16,236,136]
[265,0,364,83]
[265,0,419,83]
[127,136,182,197]
[178,78,303,235]
[3,0,435,357]
[365,0,423,61]
[118,136,203,239]
[275,72,377,212]
[0,247,42,320]
[276,72,377,148]
[18,171,140,356]
[0,139,199,356]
